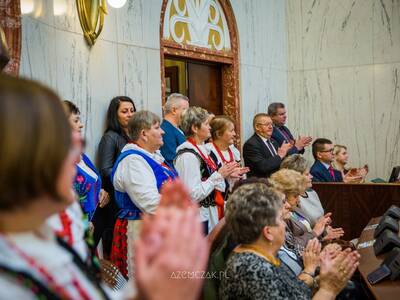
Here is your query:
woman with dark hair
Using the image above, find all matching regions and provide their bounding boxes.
[96,96,135,257]
[0,75,209,300]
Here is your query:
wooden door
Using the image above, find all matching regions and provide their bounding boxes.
[187,61,222,115]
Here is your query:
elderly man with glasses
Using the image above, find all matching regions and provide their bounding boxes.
[243,113,291,178]
[310,138,343,182]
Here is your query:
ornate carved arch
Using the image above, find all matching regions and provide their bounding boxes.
[160,0,241,144]
[0,0,21,75]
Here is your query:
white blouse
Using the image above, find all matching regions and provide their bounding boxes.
[0,225,135,299]
[113,144,166,214]
[298,189,325,226]
[46,201,88,261]
[174,141,225,222]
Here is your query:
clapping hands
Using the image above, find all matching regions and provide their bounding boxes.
[133,180,209,300]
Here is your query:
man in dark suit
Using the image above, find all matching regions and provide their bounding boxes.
[310,138,343,182]
[243,113,291,178]
[268,102,312,155]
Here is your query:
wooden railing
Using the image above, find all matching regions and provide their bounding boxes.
[312,183,400,240]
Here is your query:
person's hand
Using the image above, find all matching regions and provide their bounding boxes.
[277,141,292,158]
[302,238,321,274]
[134,181,209,300]
[318,249,360,297]
[295,136,313,150]
[99,189,110,208]
[323,226,344,241]
[321,243,342,259]
[343,172,363,183]
[218,162,240,178]
[229,166,250,179]
[313,213,331,237]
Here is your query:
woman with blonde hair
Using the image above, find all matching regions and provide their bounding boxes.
[269,169,343,251]
[332,145,368,183]
[281,154,324,226]
[207,115,248,195]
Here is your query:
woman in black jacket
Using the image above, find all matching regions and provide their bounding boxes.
[94,96,136,257]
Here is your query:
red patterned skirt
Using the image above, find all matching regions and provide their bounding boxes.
[110,219,128,278]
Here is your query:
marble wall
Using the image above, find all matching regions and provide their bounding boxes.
[286,0,400,180]
[20,0,288,161]
[230,0,288,140]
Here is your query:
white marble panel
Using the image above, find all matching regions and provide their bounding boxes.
[54,30,90,117]
[116,0,161,49]
[288,66,377,178]
[373,0,400,64]
[146,49,163,117]
[373,63,400,179]
[84,39,120,159]
[53,0,80,33]
[98,3,118,43]
[117,44,148,110]
[20,18,57,90]
[285,0,303,71]
[23,0,55,27]
[231,0,287,70]
[240,64,288,142]
[301,0,373,69]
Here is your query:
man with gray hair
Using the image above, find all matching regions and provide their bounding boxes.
[160,93,189,166]
[268,102,312,155]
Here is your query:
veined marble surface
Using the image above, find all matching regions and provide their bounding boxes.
[20,0,289,159]
[287,0,400,180]
[231,0,288,141]
[20,0,163,160]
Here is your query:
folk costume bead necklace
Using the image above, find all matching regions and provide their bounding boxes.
[212,142,234,164]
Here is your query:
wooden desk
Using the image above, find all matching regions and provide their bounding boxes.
[313,183,400,240]
[358,217,400,299]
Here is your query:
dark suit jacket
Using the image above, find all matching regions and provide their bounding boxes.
[310,160,343,182]
[243,133,282,178]
[271,125,304,155]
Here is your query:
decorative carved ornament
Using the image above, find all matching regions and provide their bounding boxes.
[160,0,241,145]
[163,0,230,51]
[0,0,21,75]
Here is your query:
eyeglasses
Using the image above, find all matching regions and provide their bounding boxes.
[320,148,334,153]
[256,122,273,127]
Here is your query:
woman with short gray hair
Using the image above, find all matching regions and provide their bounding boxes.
[174,107,240,233]
[220,183,360,300]
[111,110,177,278]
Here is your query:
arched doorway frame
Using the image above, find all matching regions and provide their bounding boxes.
[159,0,241,145]
[0,0,21,75]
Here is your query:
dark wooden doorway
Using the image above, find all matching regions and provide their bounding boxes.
[164,57,223,115]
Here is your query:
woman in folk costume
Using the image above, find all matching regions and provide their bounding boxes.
[174,107,243,234]
[110,110,177,278]
[206,116,249,196]
[47,101,109,261]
